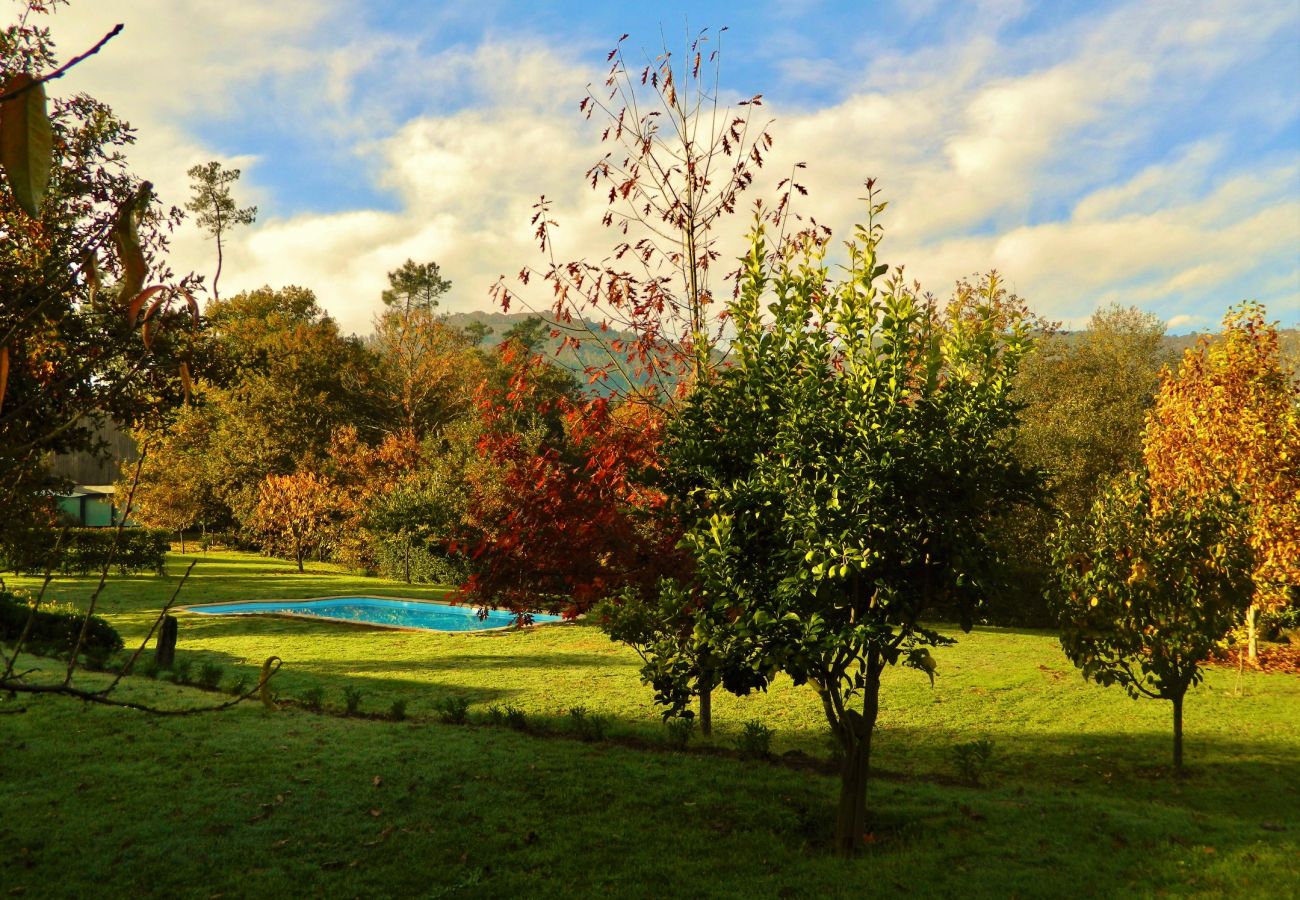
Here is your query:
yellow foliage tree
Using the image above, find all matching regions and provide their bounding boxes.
[1143,302,1300,658]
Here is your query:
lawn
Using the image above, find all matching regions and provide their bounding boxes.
[2,550,1297,897]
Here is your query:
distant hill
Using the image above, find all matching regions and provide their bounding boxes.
[443,310,667,397]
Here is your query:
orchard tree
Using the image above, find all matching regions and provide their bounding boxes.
[649,189,1043,855]
[1143,302,1300,658]
[251,471,338,572]
[1049,472,1252,773]
[185,160,256,300]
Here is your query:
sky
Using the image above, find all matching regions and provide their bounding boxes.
[34,0,1300,336]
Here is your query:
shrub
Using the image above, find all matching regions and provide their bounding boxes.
[388,699,408,722]
[0,590,124,658]
[951,739,997,786]
[170,658,193,685]
[0,528,169,576]
[736,720,773,759]
[197,662,224,691]
[665,716,696,749]
[484,705,505,726]
[370,537,470,585]
[342,685,364,716]
[567,706,607,742]
[434,695,471,725]
[503,705,527,730]
[228,674,250,696]
[301,686,325,712]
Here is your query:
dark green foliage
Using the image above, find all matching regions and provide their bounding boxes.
[567,706,608,742]
[665,716,696,749]
[434,694,471,725]
[736,720,774,759]
[369,537,468,585]
[951,739,997,786]
[494,705,527,731]
[197,662,224,691]
[388,698,408,722]
[227,674,250,696]
[0,528,169,576]
[989,305,1175,626]
[1049,472,1253,771]
[170,658,193,686]
[342,684,364,716]
[0,589,123,657]
[301,686,325,711]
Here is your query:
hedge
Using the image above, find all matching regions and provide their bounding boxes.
[0,528,169,576]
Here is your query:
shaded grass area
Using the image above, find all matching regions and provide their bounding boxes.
[2,551,1297,896]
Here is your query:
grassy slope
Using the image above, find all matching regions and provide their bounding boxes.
[3,551,1297,898]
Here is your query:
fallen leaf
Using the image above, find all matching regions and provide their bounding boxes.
[369,808,383,817]
[372,776,383,788]
[363,826,396,848]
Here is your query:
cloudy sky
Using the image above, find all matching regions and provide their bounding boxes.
[40,0,1300,335]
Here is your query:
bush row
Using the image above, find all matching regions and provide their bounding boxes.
[0,528,169,576]
[369,536,469,585]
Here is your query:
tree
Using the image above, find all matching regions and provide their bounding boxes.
[491,27,783,396]
[648,191,1042,855]
[1049,472,1252,773]
[1,1,279,712]
[486,28,788,730]
[381,258,450,315]
[251,471,337,572]
[459,340,685,615]
[363,280,482,440]
[185,160,256,300]
[131,286,369,534]
[1143,302,1300,659]
[991,304,1175,624]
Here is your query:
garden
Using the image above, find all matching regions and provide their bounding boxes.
[2,3,1299,897]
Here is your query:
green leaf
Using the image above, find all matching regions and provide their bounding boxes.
[0,74,54,218]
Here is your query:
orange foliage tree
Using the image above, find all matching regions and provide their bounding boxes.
[251,471,339,573]
[1142,302,1300,658]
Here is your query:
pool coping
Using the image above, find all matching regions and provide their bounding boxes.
[175,594,568,635]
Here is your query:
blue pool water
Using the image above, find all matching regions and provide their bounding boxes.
[183,597,563,632]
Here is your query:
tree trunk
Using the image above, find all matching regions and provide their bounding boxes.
[834,654,883,857]
[698,667,713,737]
[1246,604,1258,661]
[179,529,185,554]
[213,231,224,301]
[1171,690,1184,775]
[155,615,177,669]
[295,545,304,573]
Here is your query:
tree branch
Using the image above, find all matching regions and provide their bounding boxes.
[0,24,124,103]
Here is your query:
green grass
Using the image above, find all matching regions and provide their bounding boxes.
[2,550,1297,897]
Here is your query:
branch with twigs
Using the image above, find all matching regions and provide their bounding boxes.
[0,24,123,103]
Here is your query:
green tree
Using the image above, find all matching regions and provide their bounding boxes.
[185,161,256,301]
[381,259,450,315]
[992,304,1175,624]
[1049,472,1252,773]
[650,192,1041,855]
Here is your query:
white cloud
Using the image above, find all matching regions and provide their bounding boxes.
[41,0,1299,338]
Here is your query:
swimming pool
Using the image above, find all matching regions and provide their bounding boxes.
[181,596,564,633]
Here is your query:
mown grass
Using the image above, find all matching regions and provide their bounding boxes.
[2,550,1297,897]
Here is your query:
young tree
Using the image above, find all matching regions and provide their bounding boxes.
[1143,302,1300,658]
[649,190,1042,855]
[186,160,256,300]
[251,471,338,572]
[1049,472,1253,773]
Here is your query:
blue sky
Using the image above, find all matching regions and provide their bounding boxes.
[47,0,1300,334]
